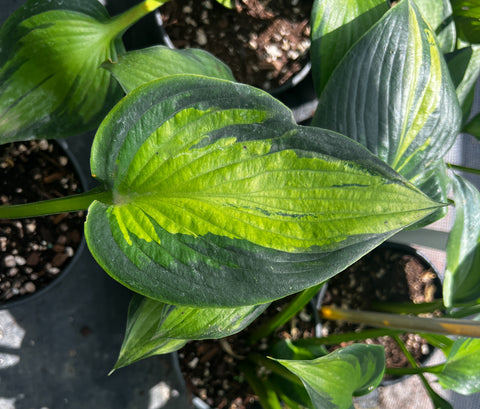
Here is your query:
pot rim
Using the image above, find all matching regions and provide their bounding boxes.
[315,240,443,386]
[153,10,312,96]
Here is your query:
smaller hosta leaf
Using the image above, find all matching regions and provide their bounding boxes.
[444,174,480,307]
[274,344,385,409]
[0,0,126,143]
[437,337,480,394]
[86,75,441,307]
[310,0,388,95]
[114,294,267,370]
[104,46,235,93]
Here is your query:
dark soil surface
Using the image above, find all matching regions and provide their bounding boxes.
[160,0,312,91]
[320,244,443,378]
[179,297,317,409]
[0,140,85,304]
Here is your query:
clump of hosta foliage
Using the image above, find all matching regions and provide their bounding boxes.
[0,0,480,408]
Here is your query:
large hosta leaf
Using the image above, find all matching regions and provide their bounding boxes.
[104,46,235,93]
[443,174,480,307]
[437,337,480,394]
[274,344,385,409]
[415,0,456,53]
[85,75,441,307]
[0,0,124,142]
[113,294,268,370]
[310,0,388,95]
[312,0,462,200]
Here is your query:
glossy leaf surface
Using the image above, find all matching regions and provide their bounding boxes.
[415,0,456,53]
[274,344,385,409]
[310,0,388,95]
[313,0,461,205]
[114,294,268,369]
[86,75,440,307]
[104,46,235,93]
[444,174,480,307]
[437,337,480,394]
[0,0,124,142]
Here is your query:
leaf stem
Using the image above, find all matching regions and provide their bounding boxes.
[320,305,480,338]
[105,0,171,39]
[370,299,445,315]
[445,303,480,319]
[390,335,450,408]
[384,364,444,376]
[239,360,283,409]
[447,163,480,176]
[248,353,303,387]
[392,334,417,368]
[294,328,403,347]
[0,186,112,219]
[248,284,323,345]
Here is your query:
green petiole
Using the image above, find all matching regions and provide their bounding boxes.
[105,0,171,40]
[0,186,112,219]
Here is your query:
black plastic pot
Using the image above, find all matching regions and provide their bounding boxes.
[104,0,319,124]
[0,139,89,310]
[316,241,443,386]
[0,131,188,409]
[178,297,321,409]
[154,5,318,124]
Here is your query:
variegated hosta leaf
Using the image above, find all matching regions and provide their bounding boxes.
[104,46,235,93]
[443,174,480,307]
[437,337,480,394]
[113,294,268,370]
[312,0,462,203]
[274,344,385,409]
[415,0,456,53]
[85,75,441,307]
[310,0,388,95]
[0,0,124,143]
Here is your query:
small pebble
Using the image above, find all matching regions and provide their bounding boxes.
[24,282,36,293]
[14,256,26,266]
[196,28,208,46]
[4,255,16,268]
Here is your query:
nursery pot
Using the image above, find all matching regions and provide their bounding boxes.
[157,0,316,116]
[0,139,88,309]
[317,242,443,384]
[178,296,321,409]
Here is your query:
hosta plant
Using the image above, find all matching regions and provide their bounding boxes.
[0,0,479,408]
[112,0,480,408]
